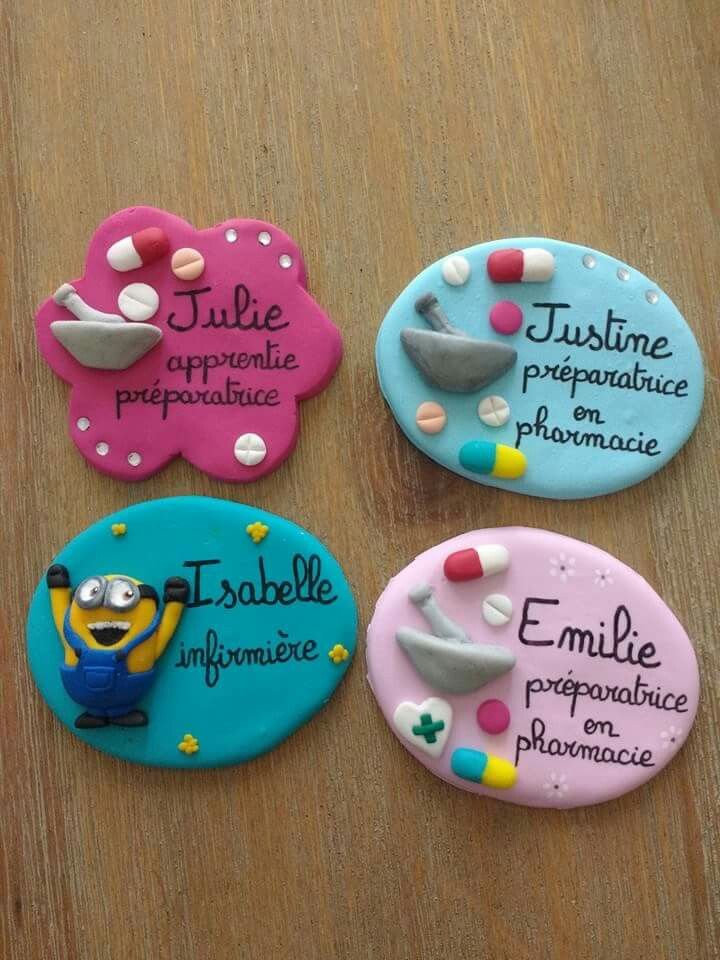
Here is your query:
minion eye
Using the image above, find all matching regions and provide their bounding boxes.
[107,578,140,611]
[76,577,106,609]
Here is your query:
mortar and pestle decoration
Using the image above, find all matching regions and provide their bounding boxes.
[400,293,525,479]
[50,282,163,371]
[396,583,515,694]
[49,229,170,370]
[50,283,163,370]
[401,293,516,393]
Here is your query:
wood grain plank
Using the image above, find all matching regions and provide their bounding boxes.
[1,1,718,958]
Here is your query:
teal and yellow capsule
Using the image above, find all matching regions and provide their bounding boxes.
[451,747,517,790]
[459,440,527,479]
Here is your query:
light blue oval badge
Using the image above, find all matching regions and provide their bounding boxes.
[376,239,704,499]
[27,497,357,767]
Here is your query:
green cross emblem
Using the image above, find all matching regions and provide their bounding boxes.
[412,713,445,744]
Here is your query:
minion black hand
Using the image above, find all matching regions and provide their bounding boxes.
[164,576,190,604]
[46,564,70,589]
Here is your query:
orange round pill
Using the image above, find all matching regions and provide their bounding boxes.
[415,401,447,434]
[171,247,205,281]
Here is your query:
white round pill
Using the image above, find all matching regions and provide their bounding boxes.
[234,433,267,466]
[482,593,513,627]
[478,395,511,427]
[117,283,159,322]
[441,255,471,286]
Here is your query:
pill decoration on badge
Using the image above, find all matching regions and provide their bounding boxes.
[366,528,699,808]
[27,497,357,768]
[35,206,343,482]
[375,238,704,499]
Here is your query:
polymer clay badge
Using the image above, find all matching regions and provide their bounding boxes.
[376,239,704,498]
[27,497,357,767]
[35,207,342,481]
[366,529,699,807]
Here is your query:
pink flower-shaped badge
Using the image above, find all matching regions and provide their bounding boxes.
[35,206,343,482]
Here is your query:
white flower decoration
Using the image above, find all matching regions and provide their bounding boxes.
[594,568,613,588]
[660,725,683,749]
[543,772,570,800]
[549,553,576,583]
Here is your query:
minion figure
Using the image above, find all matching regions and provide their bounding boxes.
[46,564,190,729]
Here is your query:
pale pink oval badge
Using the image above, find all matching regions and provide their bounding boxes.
[367,528,699,808]
[35,207,342,482]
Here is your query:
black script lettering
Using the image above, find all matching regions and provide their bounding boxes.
[519,597,560,646]
[515,717,655,768]
[183,559,222,607]
[167,287,212,332]
[174,628,320,688]
[526,303,571,343]
[583,717,620,738]
[527,304,673,359]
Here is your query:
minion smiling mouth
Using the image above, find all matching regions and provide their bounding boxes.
[87,621,131,646]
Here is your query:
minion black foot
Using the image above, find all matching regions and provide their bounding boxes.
[110,709,148,727]
[75,712,109,729]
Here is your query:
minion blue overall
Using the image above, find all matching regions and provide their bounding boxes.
[46,564,189,728]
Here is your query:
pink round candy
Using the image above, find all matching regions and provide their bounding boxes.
[476,699,511,734]
[490,301,523,335]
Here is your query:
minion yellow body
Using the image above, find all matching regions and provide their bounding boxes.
[46,564,189,728]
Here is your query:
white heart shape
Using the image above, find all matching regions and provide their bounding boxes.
[392,697,452,758]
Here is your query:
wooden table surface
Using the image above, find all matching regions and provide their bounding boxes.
[2,2,719,958]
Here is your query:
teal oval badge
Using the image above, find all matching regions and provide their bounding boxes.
[376,238,704,499]
[27,497,357,767]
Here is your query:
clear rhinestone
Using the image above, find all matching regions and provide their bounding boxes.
[645,290,659,304]
[582,254,597,269]
[127,452,142,467]
[258,231,272,246]
[96,442,109,456]
[76,417,90,431]
[225,228,238,243]
[278,254,293,269]
[617,267,630,281]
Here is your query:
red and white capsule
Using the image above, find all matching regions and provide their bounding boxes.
[106,227,170,272]
[443,544,510,582]
[487,248,555,283]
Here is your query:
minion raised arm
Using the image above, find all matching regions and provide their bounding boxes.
[45,564,190,729]
[47,564,76,665]
[155,577,189,658]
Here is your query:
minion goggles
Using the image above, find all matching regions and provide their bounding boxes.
[73,576,159,612]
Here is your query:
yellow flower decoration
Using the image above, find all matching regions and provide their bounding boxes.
[111,523,127,537]
[246,521,270,544]
[178,733,199,755]
[328,644,350,665]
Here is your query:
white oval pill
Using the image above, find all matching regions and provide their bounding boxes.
[478,395,511,428]
[441,255,471,286]
[234,433,267,466]
[117,283,159,322]
[482,593,513,627]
